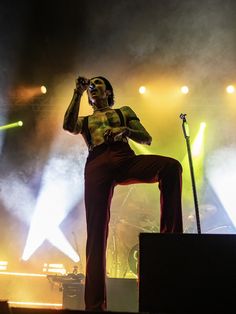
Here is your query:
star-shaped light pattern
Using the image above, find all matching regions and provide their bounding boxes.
[22,152,85,262]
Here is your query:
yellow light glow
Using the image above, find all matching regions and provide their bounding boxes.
[46,268,66,274]
[226,85,235,94]
[180,86,189,94]
[0,271,46,277]
[0,266,7,270]
[42,264,66,274]
[139,86,146,94]
[48,263,64,268]
[0,261,8,271]
[130,141,151,155]
[8,301,62,308]
[41,85,47,94]
[192,122,206,157]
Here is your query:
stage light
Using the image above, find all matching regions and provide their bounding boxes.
[22,154,84,262]
[226,85,235,94]
[41,85,47,94]
[206,147,236,228]
[139,86,146,94]
[180,86,189,94]
[11,86,47,103]
[8,301,62,308]
[42,263,66,274]
[0,261,8,271]
[0,121,23,130]
[0,271,46,277]
[192,122,206,157]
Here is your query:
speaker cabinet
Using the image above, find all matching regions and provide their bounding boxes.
[139,233,236,313]
[107,278,138,312]
[62,282,84,310]
[62,278,138,311]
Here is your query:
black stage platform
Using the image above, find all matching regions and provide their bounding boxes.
[1,233,236,314]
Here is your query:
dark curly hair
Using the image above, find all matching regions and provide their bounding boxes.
[88,76,114,107]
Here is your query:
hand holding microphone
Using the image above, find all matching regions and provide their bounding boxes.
[75,76,90,95]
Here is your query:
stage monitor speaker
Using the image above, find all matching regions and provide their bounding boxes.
[107,278,138,312]
[139,233,236,313]
[62,282,84,310]
[62,278,138,312]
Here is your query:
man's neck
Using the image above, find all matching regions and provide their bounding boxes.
[93,106,111,112]
[92,100,111,112]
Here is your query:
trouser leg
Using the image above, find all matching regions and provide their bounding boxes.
[158,158,183,233]
[116,154,183,233]
[84,175,114,311]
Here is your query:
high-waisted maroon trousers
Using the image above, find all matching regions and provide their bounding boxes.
[84,141,183,310]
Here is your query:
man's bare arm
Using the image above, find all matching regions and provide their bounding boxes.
[63,91,83,134]
[121,106,152,145]
[63,77,89,134]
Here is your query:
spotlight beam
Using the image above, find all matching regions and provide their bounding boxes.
[22,155,84,263]
[206,148,236,228]
[22,186,81,262]
[0,121,23,130]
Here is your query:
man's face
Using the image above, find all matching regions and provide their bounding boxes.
[87,77,108,104]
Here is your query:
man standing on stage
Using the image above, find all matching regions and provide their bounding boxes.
[63,75,183,311]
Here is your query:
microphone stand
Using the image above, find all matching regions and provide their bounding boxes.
[180,113,201,234]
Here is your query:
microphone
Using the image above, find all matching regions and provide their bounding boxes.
[180,113,190,137]
[180,113,187,121]
[78,77,90,86]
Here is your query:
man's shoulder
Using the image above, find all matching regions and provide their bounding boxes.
[118,105,138,117]
[117,105,133,114]
[119,105,131,110]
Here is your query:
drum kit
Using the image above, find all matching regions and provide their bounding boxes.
[108,201,236,278]
[107,217,159,278]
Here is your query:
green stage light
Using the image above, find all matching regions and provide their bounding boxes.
[0,121,23,130]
